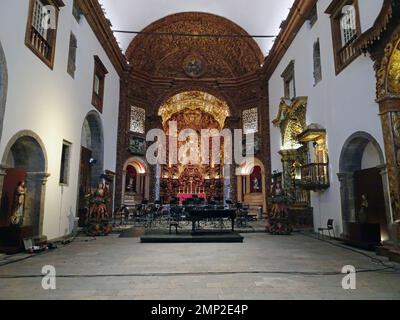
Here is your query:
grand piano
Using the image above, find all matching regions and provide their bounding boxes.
[187,208,237,232]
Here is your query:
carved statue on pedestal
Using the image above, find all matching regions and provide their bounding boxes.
[267,175,293,235]
[86,181,112,236]
[10,181,27,227]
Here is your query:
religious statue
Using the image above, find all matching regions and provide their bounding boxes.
[267,178,293,235]
[179,136,199,165]
[88,182,109,221]
[10,181,27,227]
[85,181,112,236]
[357,194,369,223]
[253,177,260,192]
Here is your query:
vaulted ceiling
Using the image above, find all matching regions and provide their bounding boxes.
[125,12,265,79]
[99,0,295,56]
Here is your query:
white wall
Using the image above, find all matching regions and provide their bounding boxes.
[268,0,385,235]
[361,142,382,170]
[0,0,120,240]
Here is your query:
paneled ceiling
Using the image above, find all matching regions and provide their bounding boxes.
[99,0,295,56]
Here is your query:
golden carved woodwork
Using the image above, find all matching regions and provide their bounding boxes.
[159,91,230,129]
[393,112,400,166]
[125,12,264,79]
[117,12,269,206]
[273,97,308,150]
[376,31,400,100]
[388,43,400,95]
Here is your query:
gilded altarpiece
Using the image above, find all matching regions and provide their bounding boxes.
[376,32,400,241]
[273,97,309,193]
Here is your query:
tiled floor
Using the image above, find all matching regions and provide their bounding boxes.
[0,233,399,300]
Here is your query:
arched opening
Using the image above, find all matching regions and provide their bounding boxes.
[0,131,48,251]
[0,41,8,144]
[338,132,391,242]
[156,91,232,204]
[77,111,104,225]
[122,157,149,205]
[237,158,267,215]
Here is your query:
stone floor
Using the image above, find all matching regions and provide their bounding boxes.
[0,233,399,300]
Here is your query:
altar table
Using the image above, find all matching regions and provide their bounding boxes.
[178,193,206,204]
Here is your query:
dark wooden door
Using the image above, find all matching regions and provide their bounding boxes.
[354,168,388,239]
[78,147,92,226]
[0,169,27,227]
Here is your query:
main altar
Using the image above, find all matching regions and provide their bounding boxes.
[158,92,229,203]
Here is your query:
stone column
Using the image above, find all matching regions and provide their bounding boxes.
[261,171,267,214]
[25,172,50,237]
[147,115,163,203]
[224,117,240,203]
[0,165,6,199]
[237,175,243,203]
[337,172,355,237]
[377,164,396,243]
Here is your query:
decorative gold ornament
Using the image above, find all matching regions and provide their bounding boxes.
[376,31,400,100]
[388,43,400,95]
[273,97,308,150]
[159,91,230,128]
[183,54,206,78]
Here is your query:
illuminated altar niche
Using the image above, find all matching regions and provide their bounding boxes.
[158,91,230,201]
[158,91,230,129]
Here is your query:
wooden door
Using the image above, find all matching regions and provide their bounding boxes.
[78,147,92,226]
[354,168,388,238]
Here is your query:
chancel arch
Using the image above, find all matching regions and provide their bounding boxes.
[0,130,49,237]
[157,91,232,203]
[116,11,270,209]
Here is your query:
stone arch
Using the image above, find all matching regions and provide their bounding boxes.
[338,131,391,239]
[121,156,150,205]
[0,130,49,237]
[81,110,104,186]
[237,158,267,214]
[0,41,8,144]
[339,132,385,173]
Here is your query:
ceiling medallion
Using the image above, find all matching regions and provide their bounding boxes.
[183,55,206,78]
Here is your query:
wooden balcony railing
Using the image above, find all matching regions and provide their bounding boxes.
[300,163,330,191]
[292,188,310,206]
[28,27,52,62]
[336,36,359,72]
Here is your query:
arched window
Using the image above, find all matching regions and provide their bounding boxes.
[340,5,357,45]
[242,107,258,135]
[326,1,361,74]
[313,39,322,85]
[130,106,146,134]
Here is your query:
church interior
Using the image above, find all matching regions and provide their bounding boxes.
[0,0,399,301]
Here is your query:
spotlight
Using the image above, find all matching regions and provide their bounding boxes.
[89,158,97,165]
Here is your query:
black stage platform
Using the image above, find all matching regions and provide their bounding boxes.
[140,231,244,243]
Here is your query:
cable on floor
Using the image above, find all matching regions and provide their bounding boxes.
[298,231,400,272]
